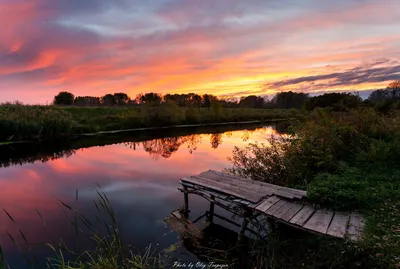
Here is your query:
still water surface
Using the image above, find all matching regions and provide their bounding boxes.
[0,123,282,268]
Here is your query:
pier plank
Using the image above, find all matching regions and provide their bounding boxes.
[303,210,334,234]
[279,203,303,221]
[181,176,264,203]
[289,206,315,226]
[327,213,349,238]
[207,170,307,198]
[265,199,287,215]
[347,213,365,241]
[255,196,281,212]
[201,171,300,199]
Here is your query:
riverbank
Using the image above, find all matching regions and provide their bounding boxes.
[0,104,298,143]
[229,108,400,268]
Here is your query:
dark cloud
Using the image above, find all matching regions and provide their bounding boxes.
[266,62,400,89]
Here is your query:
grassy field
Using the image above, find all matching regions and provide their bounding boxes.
[0,104,297,142]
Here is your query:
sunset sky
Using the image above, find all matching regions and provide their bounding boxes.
[0,0,399,104]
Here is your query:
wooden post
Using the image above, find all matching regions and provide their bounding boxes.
[208,195,215,222]
[183,186,189,218]
[238,210,252,242]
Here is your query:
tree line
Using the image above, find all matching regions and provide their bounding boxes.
[53,80,400,112]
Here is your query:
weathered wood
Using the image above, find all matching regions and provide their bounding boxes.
[273,201,297,219]
[347,213,365,241]
[181,176,265,203]
[279,203,304,221]
[207,170,307,198]
[303,210,334,234]
[208,195,215,222]
[265,200,287,215]
[255,196,281,212]
[327,213,349,238]
[289,206,315,226]
[179,170,365,242]
[183,186,189,217]
[197,172,278,197]
[203,170,301,199]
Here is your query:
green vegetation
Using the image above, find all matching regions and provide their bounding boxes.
[228,107,400,268]
[1,191,165,269]
[0,103,296,142]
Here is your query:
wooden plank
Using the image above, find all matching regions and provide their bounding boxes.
[181,176,264,203]
[327,213,349,238]
[303,210,334,234]
[289,206,315,226]
[273,201,297,219]
[199,171,297,200]
[279,203,303,222]
[205,170,304,199]
[207,170,307,197]
[255,196,281,212]
[265,199,287,215]
[347,213,365,241]
[197,171,276,197]
[192,175,265,201]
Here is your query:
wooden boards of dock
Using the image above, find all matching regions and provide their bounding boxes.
[180,170,365,242]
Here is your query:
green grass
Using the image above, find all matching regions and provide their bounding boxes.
[0,103,298,142]
[228,108,400,268]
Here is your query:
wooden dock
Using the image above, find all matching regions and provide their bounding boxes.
[179,170,365,242]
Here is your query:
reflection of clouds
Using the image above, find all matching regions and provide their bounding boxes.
[0,125,281,264]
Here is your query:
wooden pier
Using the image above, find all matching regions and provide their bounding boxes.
[178,170,365,242]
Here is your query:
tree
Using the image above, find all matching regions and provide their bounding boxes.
[304,93,361,111]
[102,94,117,105]
[271,91,309,109]
[138,92,162,105]
[114,93,130,105]
[54,91,74,105]
[239,95,265,108]
[202,94,218,109]
[74,96,100,106]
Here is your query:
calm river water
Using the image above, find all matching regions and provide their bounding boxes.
[0,123,283,268]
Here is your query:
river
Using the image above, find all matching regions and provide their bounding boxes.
[0,122,284,268]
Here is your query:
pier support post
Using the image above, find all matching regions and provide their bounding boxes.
[208,195,215,222]
[238,210,252,242]
[183,186,189,218]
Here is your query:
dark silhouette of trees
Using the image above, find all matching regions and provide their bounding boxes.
[367,81,400,113]
[102,94,117,105]
[137,92,162,105]
[202,94,218,109]
[114,93,130,105]
[271,91,309,109]
[74,96,101,106]
[304,93,361,111]
[54,92,75,105]
[239,95,265,108]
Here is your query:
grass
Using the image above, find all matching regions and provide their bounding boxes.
[228,107,400,268]
[0,103,298,142]
[1,190,165,269]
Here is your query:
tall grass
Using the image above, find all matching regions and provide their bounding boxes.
[0,103,297,142]
[1,190,163,269]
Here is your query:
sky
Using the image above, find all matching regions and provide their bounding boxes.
[0,0,399,104]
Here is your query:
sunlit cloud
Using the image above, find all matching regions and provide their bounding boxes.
[0,0,399,103]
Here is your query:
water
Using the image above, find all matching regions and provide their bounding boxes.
[0,123,283,268]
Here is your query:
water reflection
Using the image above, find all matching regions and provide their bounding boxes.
[0,122,285,167]
[0,123,285,268]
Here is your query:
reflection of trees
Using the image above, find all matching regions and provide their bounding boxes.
[140,134,203,159]
[210,134,223,149]
[0,148,76,168]
[142,137,183,159]
[186,134,202,154]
